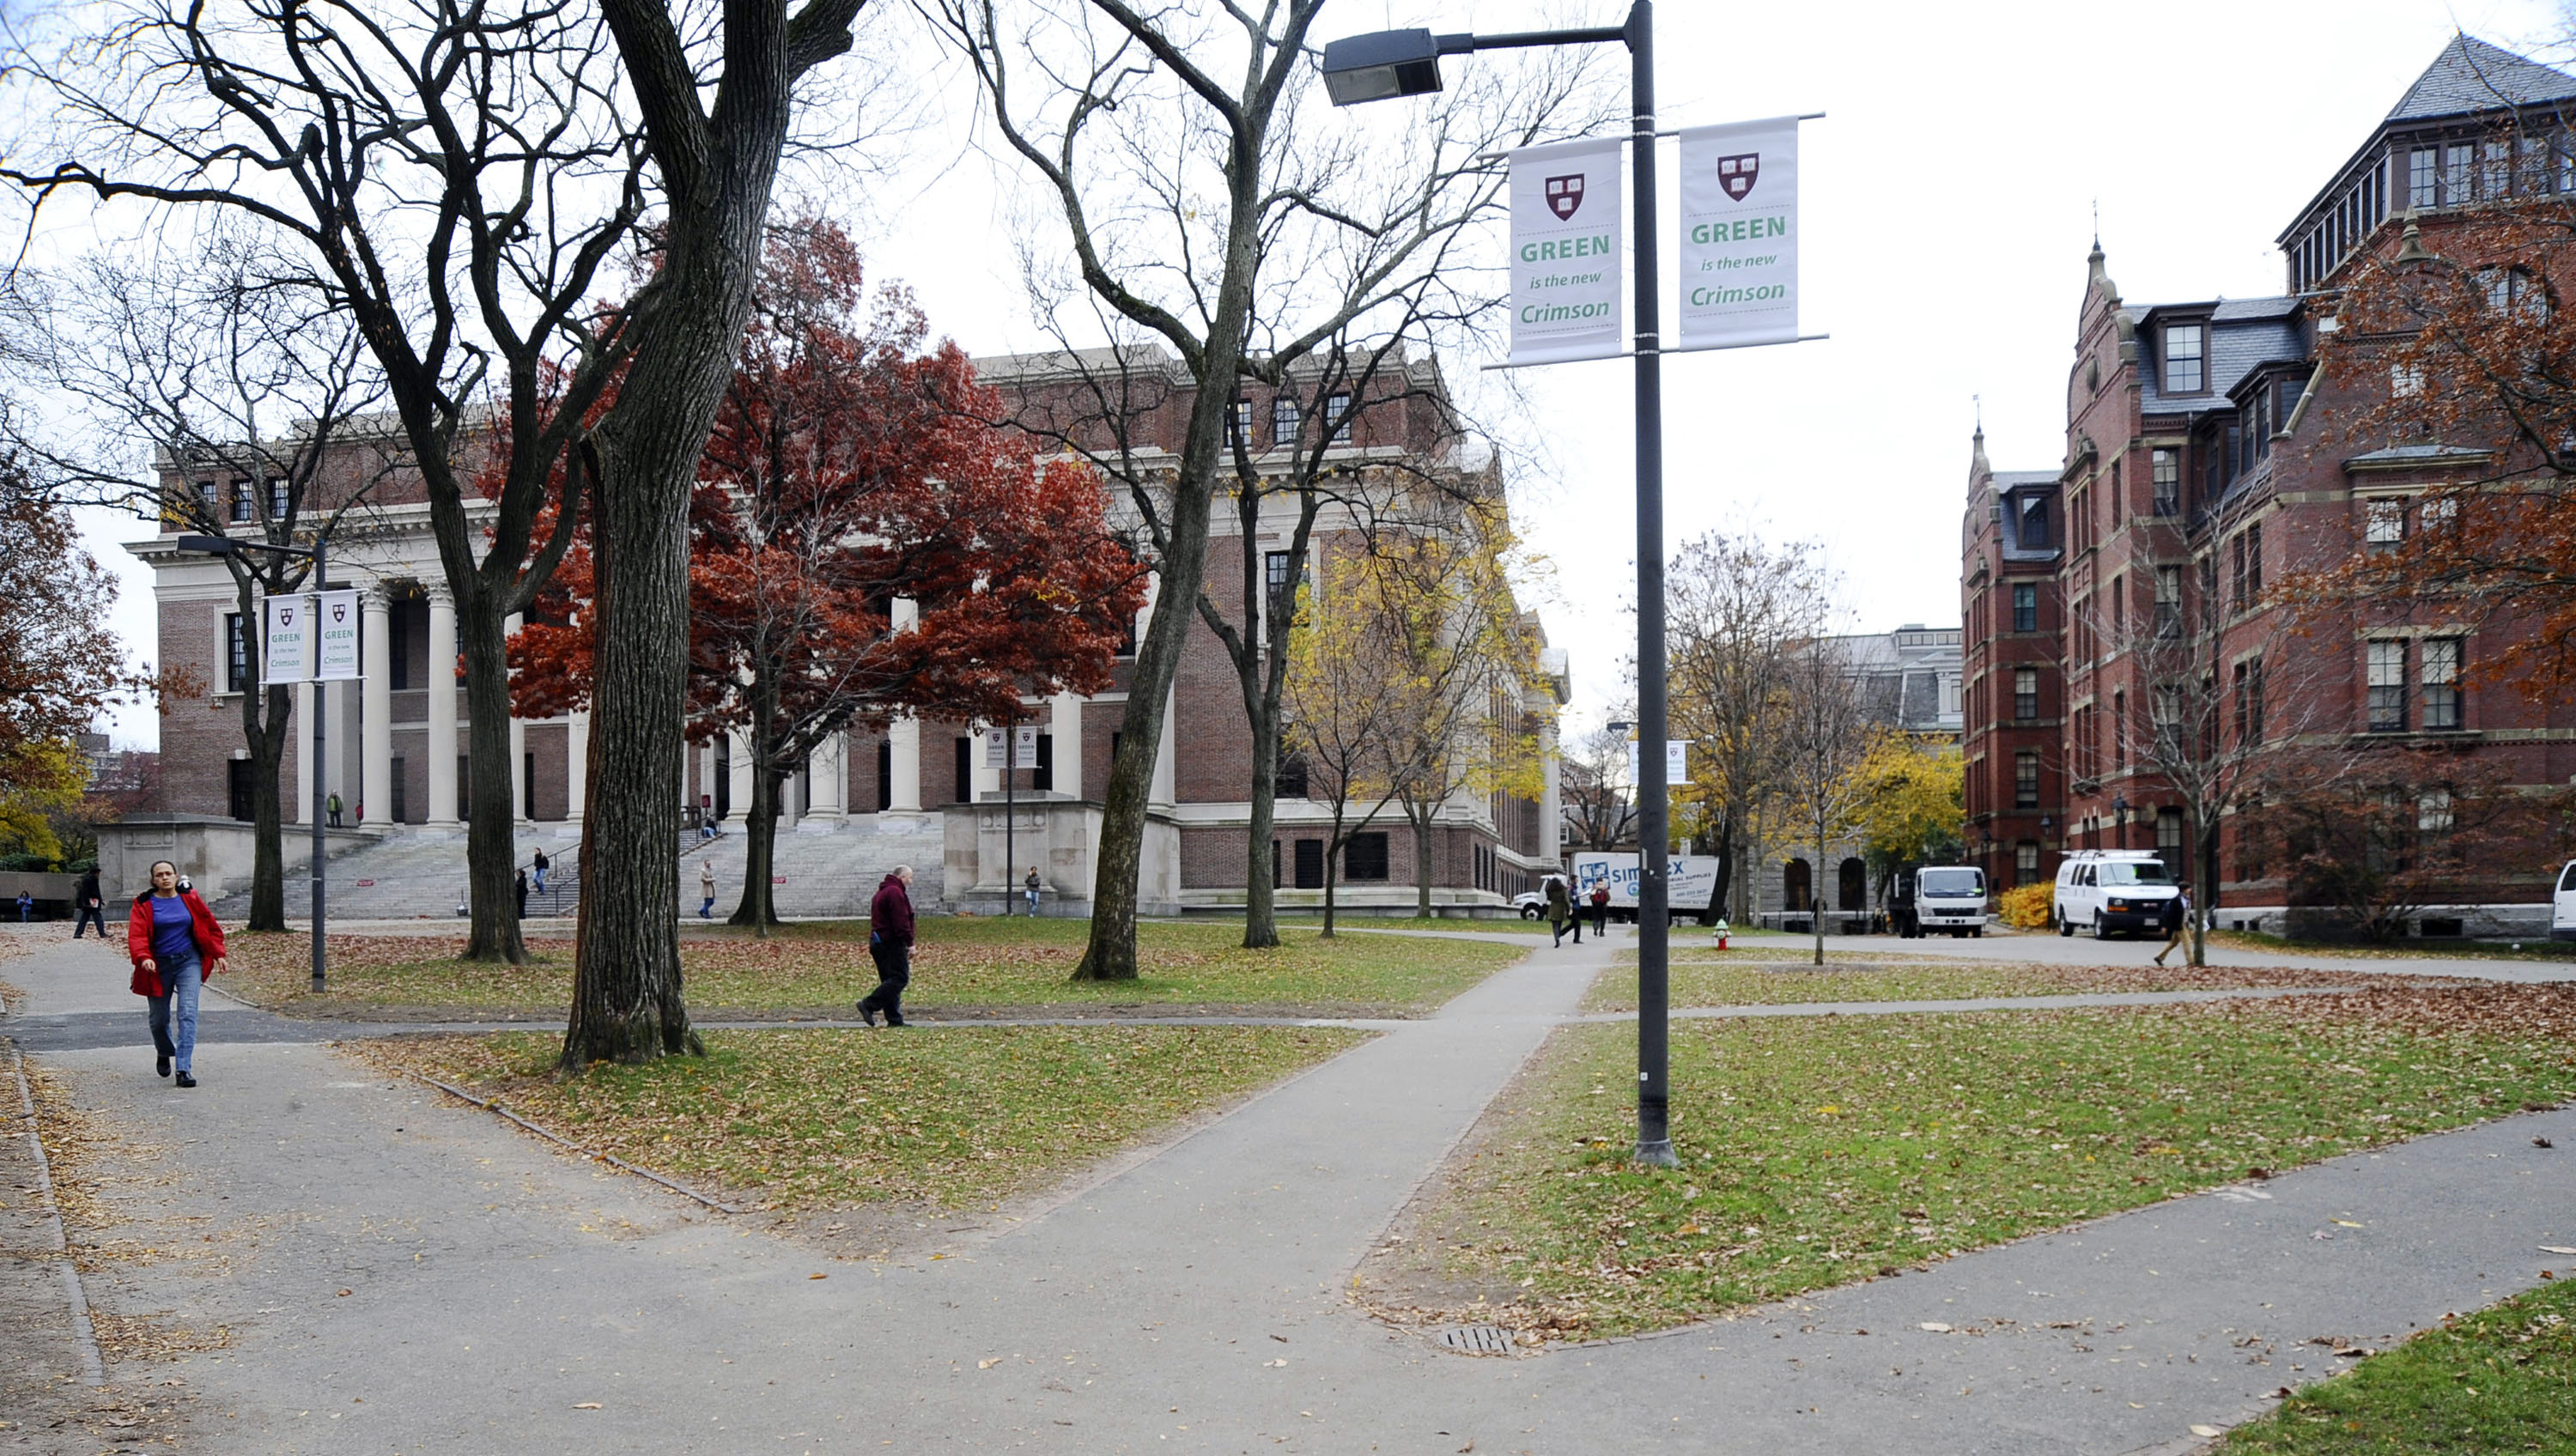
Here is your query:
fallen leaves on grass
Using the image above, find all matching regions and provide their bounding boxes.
[349,1024,1369,1213]
[1376,987,2576,1341]
[1586,956,2462,1012]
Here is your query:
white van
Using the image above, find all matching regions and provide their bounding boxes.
[1912,865,1989,937]
[2053,849,2184,939]
[2554,859,2576,942]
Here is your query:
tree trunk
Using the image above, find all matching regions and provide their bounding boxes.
[1240,708,1279,949]
[1814,820,1828,967]
[243,684,291,931]
[1321,822,1342,939]
[1076,494,1214,981]
[732,766,783,933]
[1411,803,1435,918]
[2191,820,2218,968]
[458,598,527,963]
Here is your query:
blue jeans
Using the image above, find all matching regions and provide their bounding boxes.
[148,956,204,1074]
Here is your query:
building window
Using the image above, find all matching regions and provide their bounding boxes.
[229,482,253,523]
[1324,391,1352,443]
[1782,858,1812,913]
[2445,143,2472,203]
[2422,636,2463,730]
[194,479,218,518]
[227,758,255,822]
[953,736,972,803]
[2409,147,2437,208]
[1115,611,1139,658]
[2150,448,2179,515]
[1276,749,1308,798]
[2483,139,2512,198]
[223,612,249,693]
[1343,831,1388,881]
[877,738,894,811]
[1293,838,1325,889]
[2014,749,2039,810]
[1033,733,1054,792]
[2155,806,2184,879]
[2245,521,2263,601]
[2418,786,2455,841]
[1225,397,1252,449]
[1273,396,1300,447]
[2113,689,2129,767]
[2364,500,2405,550]
[267,476,290,518]
[2420,494,2458,533]
[2390,362,2424,398]
[2366,640,2408,731]
[1265,549,1297,610]
[2014,840,2040,888]
[2154,565,2182,637]
[2013,666,2038,722]
[2011,582,2037,633]
[2163,324,2204,392]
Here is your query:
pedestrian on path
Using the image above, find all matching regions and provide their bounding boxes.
[513,868,530,920]
[73,867,106,938]
[700,861,717,919]
[1024,865,1042,917]
[327,792,343,828]
[125,859,225,1089]
[859,865,915,1028]
[1545,876,1571,946]
[15,889,30,922]
[2153,889,2192,967]
[532,849,549,895]
[1589,883,1611,937]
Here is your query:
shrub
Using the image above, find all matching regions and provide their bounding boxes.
[1997,882,2052,930]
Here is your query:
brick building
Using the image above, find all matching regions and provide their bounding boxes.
[121,344,1565,916]
[1960,35,2576,934]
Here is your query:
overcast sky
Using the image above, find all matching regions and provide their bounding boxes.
[64,0,2572,749]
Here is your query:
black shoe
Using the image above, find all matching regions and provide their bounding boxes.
[174,1071,197,1089]
[156,1054,170,1077]
[884,1017,907,1028]
[858,1004,878,1028]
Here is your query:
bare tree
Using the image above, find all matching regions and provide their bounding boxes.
[1775,632,1876,967]
[933,0,1601,975]
[2075,486,2342,965]
[1665,531,1829,926]
[3,240,385,930]
[1558,720,1635,853]
[8,0,884,1060]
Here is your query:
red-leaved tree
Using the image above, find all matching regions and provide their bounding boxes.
[513,221,1146,927]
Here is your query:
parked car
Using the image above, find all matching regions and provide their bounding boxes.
[2554,858,2576,942]
[2053,849,2182,939]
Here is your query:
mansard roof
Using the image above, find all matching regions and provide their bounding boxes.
[2385,34,2576,124]
[2129,296,2306,417]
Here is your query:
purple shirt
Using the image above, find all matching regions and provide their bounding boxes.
[149,894,197,965]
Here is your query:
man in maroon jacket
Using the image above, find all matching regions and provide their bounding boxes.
[859,865,916,1028]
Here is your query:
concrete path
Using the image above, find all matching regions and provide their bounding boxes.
[3,923,2572,1454]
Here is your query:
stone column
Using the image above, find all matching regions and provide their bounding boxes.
[726,726,754,824]
[361,588,393,828]
[804,732,845,821]
[565,711,588,825]
[1049,692,1083,800]
[888,717,922,813]
[294,680,317,824]
[425,585,459,828]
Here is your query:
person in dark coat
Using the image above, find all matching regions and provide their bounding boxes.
[74,868,107,938]
[858,865,917,1028]
[1589,882,1611,937]
[125,860,227,1087]
[513,868,530,920]
[1544,876,1572,946]
[531,849,550,894]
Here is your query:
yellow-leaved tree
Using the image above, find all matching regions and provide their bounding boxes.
[1850,736,1965,895]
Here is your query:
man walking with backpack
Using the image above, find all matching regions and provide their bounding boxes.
[859,865,916,1028]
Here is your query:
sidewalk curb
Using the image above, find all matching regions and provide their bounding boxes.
[7,1040,106,1386]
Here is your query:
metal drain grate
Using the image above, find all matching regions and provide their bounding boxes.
[1435,1324,1515,1355]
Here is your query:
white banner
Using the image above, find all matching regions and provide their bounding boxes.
[1506,136,1624,366]
[1679,118,1801,351]
[1627,739,1689,785]
[262,594,313,685]
[313,589,361,681]
[984,725,1039,770]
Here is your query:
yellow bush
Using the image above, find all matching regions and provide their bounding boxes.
[1996,882,2053,930]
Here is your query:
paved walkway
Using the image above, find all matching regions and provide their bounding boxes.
[2,925,2571,1453]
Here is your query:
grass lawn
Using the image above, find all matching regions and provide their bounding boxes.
[2215,1274,2576,1453]
[228,916,1521,1018]
[1367,983,2576,1341]
[351,1023,1368,1216]
[1583,956,2418,1012]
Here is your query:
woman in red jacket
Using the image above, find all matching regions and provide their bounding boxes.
[126,860,227,1088]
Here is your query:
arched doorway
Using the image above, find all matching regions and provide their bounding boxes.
[1838,857,1867,912]
[1783,858,1812,913]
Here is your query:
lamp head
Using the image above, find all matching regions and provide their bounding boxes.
[1320,28,1459,106]
[173,534,239,556]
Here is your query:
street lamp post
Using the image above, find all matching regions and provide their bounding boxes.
[174,532,333,995]
[1324,0,1678,1168]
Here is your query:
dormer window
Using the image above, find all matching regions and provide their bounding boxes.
[2017,494,2049,549]
[2163,324,2204,392]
